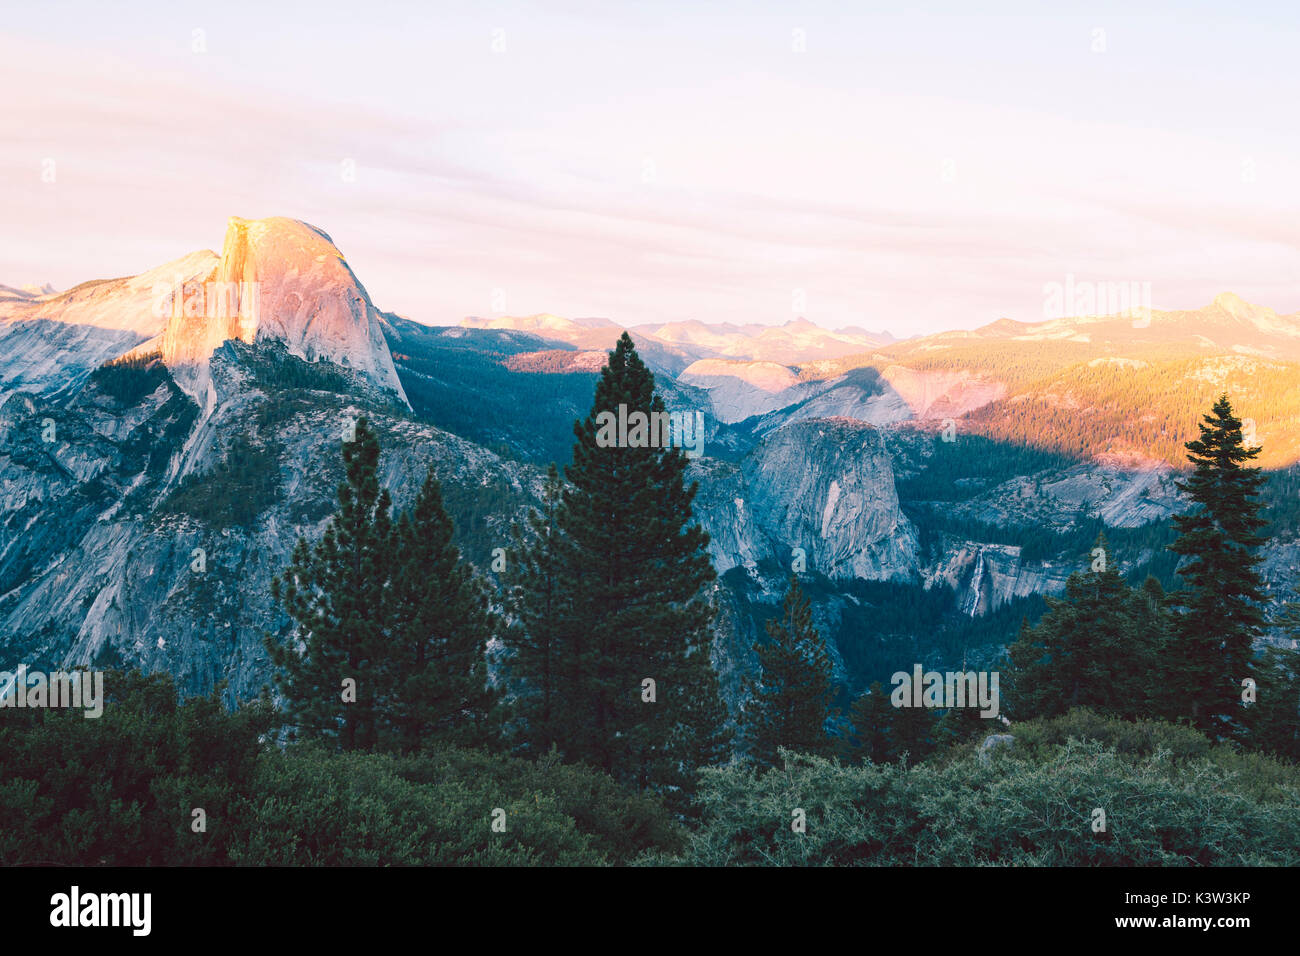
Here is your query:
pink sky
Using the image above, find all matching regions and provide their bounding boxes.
[3,2,1298,335]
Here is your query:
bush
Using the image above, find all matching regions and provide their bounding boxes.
[89,352,168,404]
[0,670,272,865]
[0,670,681,866]
[1000,707,1213,761]
[229,746,682,866]
[671,710,1300,866]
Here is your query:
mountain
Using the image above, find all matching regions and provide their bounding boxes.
[1,217,407,412]
[634,317,895,363]
[0,218,517,701]
[459,313,896,375]
[0,283,57,302]
[4,220,1299,715]
[0,251,216,400]
[158,216,407,409]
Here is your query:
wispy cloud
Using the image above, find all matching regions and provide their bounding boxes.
[3,3,1299,334]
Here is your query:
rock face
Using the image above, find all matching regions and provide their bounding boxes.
[689,418,919,582]
[0,251,217,400]
[10,224,1300,722]
[923,540,1074,617]
[678,360,812,424]
[0,343,531,703]
[744,419,919,581]
[949,453,1184,531]
[159,217,408,408]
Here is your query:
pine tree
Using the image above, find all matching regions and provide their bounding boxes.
[934,696,991,747]
[742,575,837,767]
[884,699,938,765]
[503,463,570,755]
[267,417,395,751]
[1003,535,1158,720]
[1242,602,1300,760]
[1131,575,1178,720]
[386,468,502,751]
[843,681,893,764]
[1167,394,1267,732]
[537,332,730,798]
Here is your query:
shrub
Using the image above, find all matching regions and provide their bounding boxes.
[672,711,1300,866]
[89,352,168,404]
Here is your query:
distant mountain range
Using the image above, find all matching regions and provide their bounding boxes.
[3,216,1297,715]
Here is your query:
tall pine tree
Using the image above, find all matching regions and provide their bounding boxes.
[267,417,394,750]
[268,421,501,753]
[741,575,837,767]
[1003,534,1161,721]
[514,332,731,799]
[503,463,570,756]
[386,468,503,751]
[843,682,893,764]
[1167,394,1267,732]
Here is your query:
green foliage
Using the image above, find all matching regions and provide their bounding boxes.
[229,745,680,865]
[163,431,280,527]
[742,575,838,766]
[895,433,1071,503]
[267,418,500,753]
[503,464,569,756]
[817,575,1043,691]
[244,346,354,394]
[506,333,731,805]
[0,670,272,866]
[672,711,1300,866]
[383,320,600,466]
[1003,535,1170,721]
[385,469,503,750]
[842,681,941,766]
[268,416,397,750]
[89,351,168,404]
[1004,707,1212,762]
[1167,394,1268,732]
[0,670,677,866]
[1241,603,1300,762]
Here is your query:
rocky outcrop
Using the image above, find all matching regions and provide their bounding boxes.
[923,539,1075,616]
[690,417,920,582]
[0,251,217,401]
[159,217,408,409]
[0,345,530,703]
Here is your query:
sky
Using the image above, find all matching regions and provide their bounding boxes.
[2,0,1298,336]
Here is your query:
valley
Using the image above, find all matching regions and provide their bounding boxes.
[4,215,1299,719]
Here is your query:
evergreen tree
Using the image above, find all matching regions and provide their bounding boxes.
[843,679,940,765]
[934,697,992,747]
[386,468,502,751]
[1131,575,1179,720]
[1167,394,1267,732]
[267,417,394,750]
[503,463,570,755]
[1242,602,1300,760]
[884,698,939,764]
[741,576,838,767]
[1003,535,1158,720]
[534,332,730,798]
[843,681,892,764]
